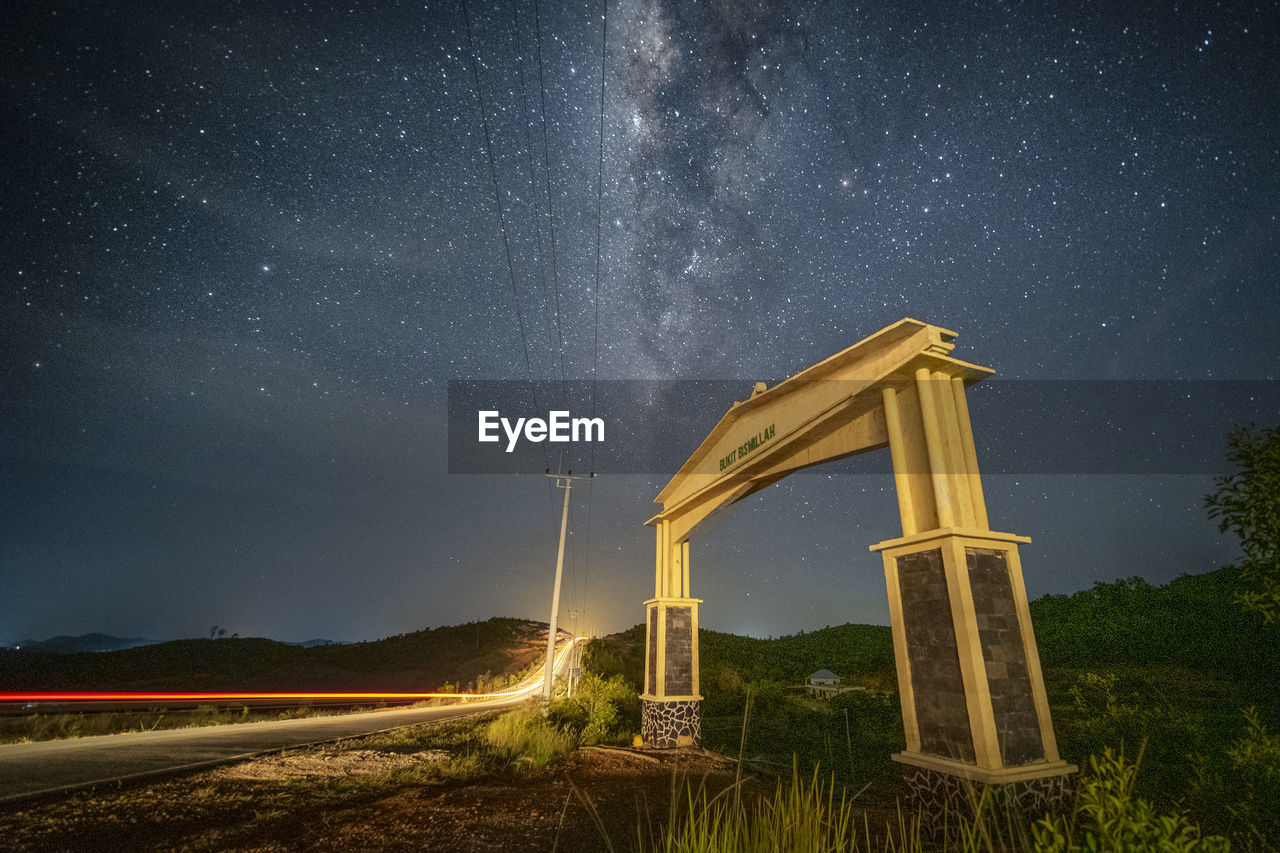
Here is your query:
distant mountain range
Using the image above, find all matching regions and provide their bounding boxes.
[9,634,344,654]
[11,633,155,654]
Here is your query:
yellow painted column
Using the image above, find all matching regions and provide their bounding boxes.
[882,552,920,752]
[950,377,989,530]
[940,536,1001,769]
[681,540,691,598]
[670,538,683,599]
[914,368,955,528]
[655,600,666,698]
[689,593,701,697]
[1004,544,1061,762]
[882,387,919,537]
[654,524,664,599]
[661,520,672,597]
[934,370,977,528]
[643,607,652,695]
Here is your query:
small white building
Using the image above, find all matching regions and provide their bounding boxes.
[807,669,840,697]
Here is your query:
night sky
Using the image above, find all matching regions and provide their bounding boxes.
[3,0,1277,644]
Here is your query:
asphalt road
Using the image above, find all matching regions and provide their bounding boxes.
[0,638,582,803]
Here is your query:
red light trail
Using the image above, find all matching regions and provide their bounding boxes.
[0,691,504,702]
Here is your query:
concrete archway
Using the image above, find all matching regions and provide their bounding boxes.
[640,318,1074,785]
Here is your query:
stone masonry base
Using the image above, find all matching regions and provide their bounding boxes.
[641,698,702,748]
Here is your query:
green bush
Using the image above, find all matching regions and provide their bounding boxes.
[1188,706,1280,849]
[1206,424,1280,624]
[1031,749,1229,853]
[568,671,640,745]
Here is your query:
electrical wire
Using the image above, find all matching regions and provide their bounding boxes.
[459,0,537,386]
[531,0,569,410]
[581,0,610,635]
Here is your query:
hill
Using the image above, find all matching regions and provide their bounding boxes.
[1031,565,1280,684]
[10,634,154,654]
[592,565,1278,694]
[0,617,560,692]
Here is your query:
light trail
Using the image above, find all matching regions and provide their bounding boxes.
[0,637,586,704]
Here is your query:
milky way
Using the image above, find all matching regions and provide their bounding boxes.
[1,0,1276,642]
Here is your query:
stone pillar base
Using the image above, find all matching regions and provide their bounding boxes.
[640,698,702,748]
[903,765,1073,831]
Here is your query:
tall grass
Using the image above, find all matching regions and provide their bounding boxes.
[485,705,577,768]
[588,759,920,853]
[652,762,864,853]
[610,748,1230,853]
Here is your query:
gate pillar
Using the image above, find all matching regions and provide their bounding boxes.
[873,372,1073,783]
[640,520,702,747]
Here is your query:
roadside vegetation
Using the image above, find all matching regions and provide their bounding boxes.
[485,670,639,768]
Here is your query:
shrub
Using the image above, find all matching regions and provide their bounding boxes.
[1206,424,1280,624]
[1188,706,1280,849]
[1031,748,1229,853]
[570,671,640,745]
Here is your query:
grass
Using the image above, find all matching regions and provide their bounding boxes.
[486,705,579,768]
[485,670,640,768]
[589,747,1231,853]
[626,761,859,853]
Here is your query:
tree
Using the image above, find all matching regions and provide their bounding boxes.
[1206,425,1280,623]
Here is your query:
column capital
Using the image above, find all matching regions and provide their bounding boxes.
[870,528,1030,553]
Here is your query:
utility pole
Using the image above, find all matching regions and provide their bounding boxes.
[543,469,593,700]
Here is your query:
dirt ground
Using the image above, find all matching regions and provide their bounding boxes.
[0,740,762,852]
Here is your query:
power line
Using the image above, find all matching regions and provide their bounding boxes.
[510,2,571,511]
[581,0,610,632]
[512,3,559,389]
[461,0,560,540]
[531,0,569,407]
[591,0,608,434]
[458,0,563,545]
[459,0,537,383]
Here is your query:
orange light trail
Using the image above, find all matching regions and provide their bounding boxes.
[0,691,505,702]
[0,690,512,702]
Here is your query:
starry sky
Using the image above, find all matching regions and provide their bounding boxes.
[2,0,1277,644]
